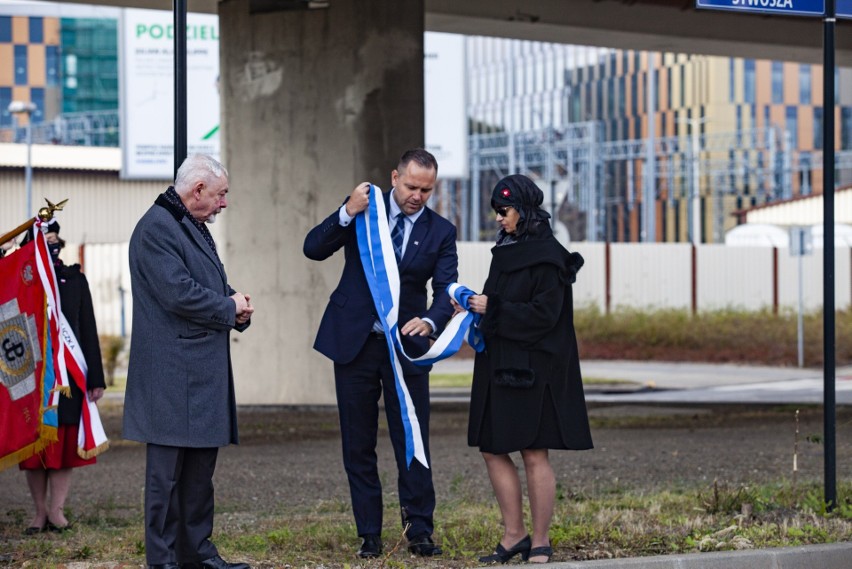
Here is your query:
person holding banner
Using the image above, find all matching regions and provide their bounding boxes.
[303,148,458,559]
[124,154,253,569]
[465,174,592,564]
[18,221,106,534]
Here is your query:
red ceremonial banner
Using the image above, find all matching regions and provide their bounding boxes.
[0,241,53,471]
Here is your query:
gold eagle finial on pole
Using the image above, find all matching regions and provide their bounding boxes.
[38,198,69,222]
[0,198,69,246]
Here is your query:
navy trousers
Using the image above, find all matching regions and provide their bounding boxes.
[145,444,219,565]
[334,334,435,539]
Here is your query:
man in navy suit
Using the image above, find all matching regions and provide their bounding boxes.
[304,148,458,559]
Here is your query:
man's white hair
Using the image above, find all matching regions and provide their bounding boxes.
[174,154,228,196]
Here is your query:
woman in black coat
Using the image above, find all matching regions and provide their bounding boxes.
[465,175,592,564]
[19,222,106,533]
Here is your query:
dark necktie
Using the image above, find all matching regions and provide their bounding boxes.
[391,212,406,261]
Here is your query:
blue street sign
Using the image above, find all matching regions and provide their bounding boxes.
[839,0,852,18]
[697,0,825,17]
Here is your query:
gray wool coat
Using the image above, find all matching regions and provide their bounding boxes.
[123,192,249,448]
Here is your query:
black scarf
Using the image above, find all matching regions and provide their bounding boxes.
[162,186,219,260]
[490,174,553,244]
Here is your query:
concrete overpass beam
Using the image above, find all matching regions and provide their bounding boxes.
[219,0,425,404]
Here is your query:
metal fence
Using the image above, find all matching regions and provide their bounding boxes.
[454,124,852,244]
[79,240,851,337]
[0,111,120,147]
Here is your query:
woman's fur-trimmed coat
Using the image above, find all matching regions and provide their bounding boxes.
[467,236,593,454]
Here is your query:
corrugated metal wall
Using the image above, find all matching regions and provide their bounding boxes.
[777,249,852,313]
[82,243,132,338]
[698,245,774,310]
[610,243,693,310]
[72,241,852,337]
[0,169,167,244]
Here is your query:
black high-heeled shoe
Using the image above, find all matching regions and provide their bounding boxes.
[23,522,47,535]
[478,535,531,563]
[528,544,553,563]
[46,521,73,533]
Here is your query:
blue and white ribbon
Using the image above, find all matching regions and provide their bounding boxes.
[355,185,484,468]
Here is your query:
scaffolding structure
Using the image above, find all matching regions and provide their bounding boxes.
[461,123,852,242]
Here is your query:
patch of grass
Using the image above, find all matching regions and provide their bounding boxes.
[430,373,473,388]
[575,305,852,366]
[106,375,126,392]
[3,481,851,567]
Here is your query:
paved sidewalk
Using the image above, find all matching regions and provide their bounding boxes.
[431,357,852,405]
[433,357,852,388]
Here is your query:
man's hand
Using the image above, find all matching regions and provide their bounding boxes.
[236,292,254,325]
[232,292,254,325]
[400,317,433,337]
[344,182,372,217]
[450,298,465,316]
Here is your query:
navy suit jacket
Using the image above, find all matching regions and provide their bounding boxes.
[304,191,458,374]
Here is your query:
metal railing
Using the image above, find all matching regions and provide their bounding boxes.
[0,110,120,147]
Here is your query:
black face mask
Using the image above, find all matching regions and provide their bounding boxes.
[48,244,62,264]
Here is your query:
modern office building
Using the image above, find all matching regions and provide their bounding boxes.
[59,16,118,113]
[0,11,60,128]
[465,38,852,243]
[0,2,118,143]
[4,1,852,243]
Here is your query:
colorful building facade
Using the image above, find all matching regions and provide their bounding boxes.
[467,38,852,242]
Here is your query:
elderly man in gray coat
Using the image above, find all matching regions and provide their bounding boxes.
[124,154,254,569]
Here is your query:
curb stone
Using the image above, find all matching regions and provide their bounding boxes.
[518,542,852,568]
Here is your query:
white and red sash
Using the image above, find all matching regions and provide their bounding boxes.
[31,222,108,459]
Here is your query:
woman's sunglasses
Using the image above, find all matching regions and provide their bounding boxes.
[494,206,512,217]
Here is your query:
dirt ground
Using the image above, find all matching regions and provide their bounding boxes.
[1,400,851,565]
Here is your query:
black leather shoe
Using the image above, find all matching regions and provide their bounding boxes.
[407,534,442,556]
[181,556,250,569]
[357,535,383,558]
[148,564,180,569]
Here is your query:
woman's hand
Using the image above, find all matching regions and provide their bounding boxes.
[88,387,105,403]
[468,294,488,314]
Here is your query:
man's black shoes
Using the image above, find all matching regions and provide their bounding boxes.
[357,534,383,558]
[180,556,250,569]
[407,534,442,556]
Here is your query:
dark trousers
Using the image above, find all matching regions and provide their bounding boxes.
[145,444,219,565]
[334,335,435,539]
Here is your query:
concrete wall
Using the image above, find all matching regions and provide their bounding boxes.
[218,0,426,405]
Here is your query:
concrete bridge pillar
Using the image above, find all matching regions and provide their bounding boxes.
[218,0,425,404]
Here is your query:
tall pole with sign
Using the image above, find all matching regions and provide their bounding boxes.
[697,0,837,512]
[822,0,836,512]
[174,0,188,178]
[790,226,813,368]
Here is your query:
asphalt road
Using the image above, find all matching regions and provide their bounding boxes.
[431,358,852,405]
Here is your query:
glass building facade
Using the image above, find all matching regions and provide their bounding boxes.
[0,14,59,128]
[466,37,852,243]
[60,18,118,113]
[0,9,117,142]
